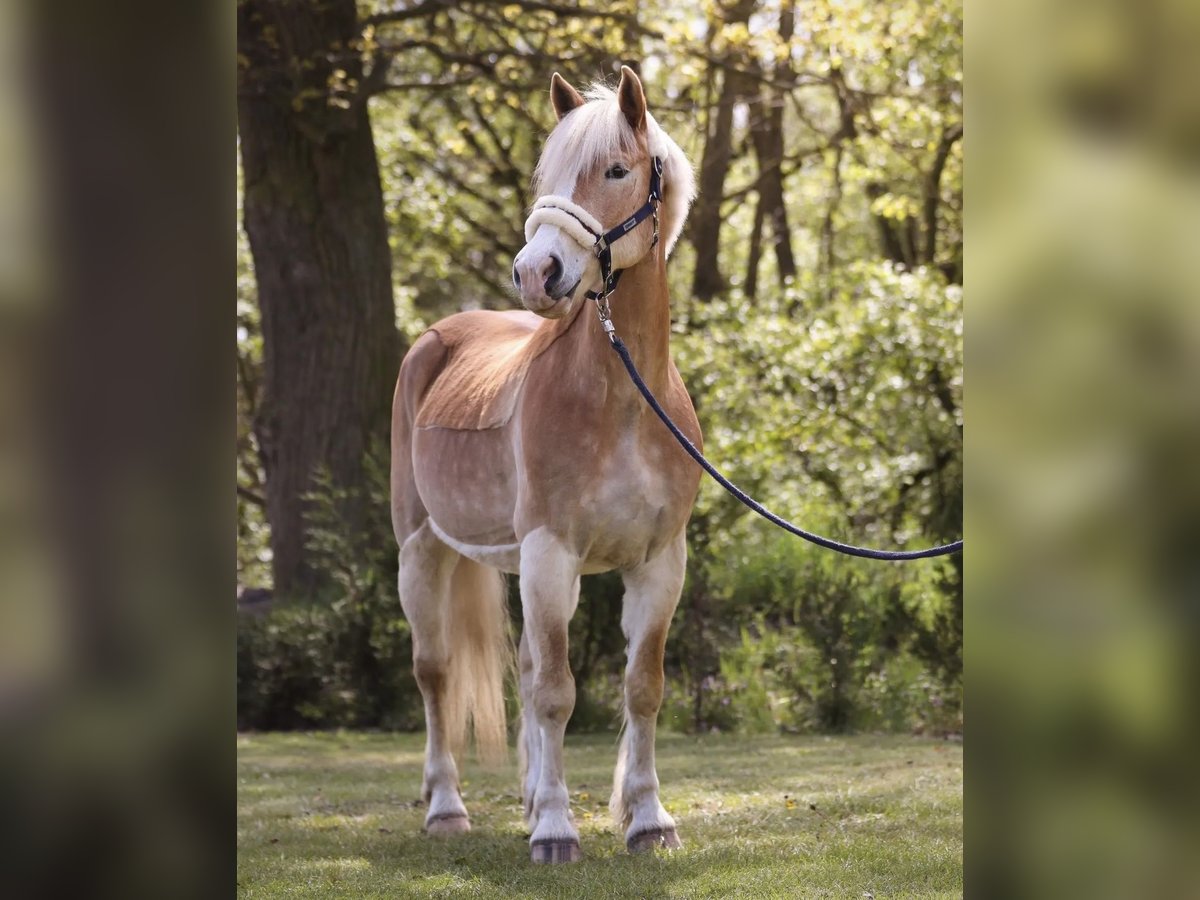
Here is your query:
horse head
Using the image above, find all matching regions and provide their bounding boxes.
[513,66,694,319]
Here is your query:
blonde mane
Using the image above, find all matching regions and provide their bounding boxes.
[533,85,696,257]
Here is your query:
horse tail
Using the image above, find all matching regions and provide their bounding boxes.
[444,558,513,766]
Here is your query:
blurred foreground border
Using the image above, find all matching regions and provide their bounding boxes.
[968,0,1200,895]
[0,0,230,897]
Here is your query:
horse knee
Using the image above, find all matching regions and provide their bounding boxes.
[625,628,668,719]
[625,666,664,720]
[413,654,447,694]
[532,669,575,725]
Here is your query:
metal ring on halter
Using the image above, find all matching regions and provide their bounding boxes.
[595,293,615,336]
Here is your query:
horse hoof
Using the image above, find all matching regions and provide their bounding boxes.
[425,813,471,836]
[530,839,582,864]
[627,827,682,854]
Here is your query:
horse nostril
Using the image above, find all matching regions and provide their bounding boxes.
[543,254,562,292]
[512,264,522,289]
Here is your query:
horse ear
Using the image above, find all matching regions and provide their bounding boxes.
[550,72,585,121]
[616,64,647,132]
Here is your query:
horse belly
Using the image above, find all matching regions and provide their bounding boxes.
[412,426,520,561]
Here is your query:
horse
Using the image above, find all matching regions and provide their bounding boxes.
[390,66,701,864]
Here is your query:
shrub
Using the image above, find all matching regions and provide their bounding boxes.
[661,529,963,735]
[237,452,424,731]
[237,595,423,731]
[857,653,963,735]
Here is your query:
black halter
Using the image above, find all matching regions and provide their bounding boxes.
[584,156,664,308]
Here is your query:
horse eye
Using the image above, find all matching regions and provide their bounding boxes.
[605,164,628,180]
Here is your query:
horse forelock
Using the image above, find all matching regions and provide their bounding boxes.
[533,84,695,257]
[534,86,635,195]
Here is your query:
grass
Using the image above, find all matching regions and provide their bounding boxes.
[237,730,962,899]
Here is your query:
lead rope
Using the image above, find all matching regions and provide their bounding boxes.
[590,162,963,561]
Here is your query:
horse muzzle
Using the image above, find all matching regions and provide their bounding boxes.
[514,212,592,316]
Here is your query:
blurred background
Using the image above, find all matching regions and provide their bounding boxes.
[235,0,965,741]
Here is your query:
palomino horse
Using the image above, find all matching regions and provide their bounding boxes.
[390,66,701,863]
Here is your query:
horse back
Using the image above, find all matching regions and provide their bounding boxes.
[412,309,557,431]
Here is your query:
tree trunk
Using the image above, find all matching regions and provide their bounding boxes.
[920,122,963,265]
[691,0,757,301]
[744,192,765,300]
[821,145,844,287]
[748,0,796,289]
[237,0,399,597]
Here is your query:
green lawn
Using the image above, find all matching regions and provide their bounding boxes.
[237,731,962,899]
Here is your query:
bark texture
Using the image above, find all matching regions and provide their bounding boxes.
[746,0,796,296]
[238,0,399,595]
[690,0,756,301]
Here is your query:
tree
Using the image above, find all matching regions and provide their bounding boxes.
[744,0,797,299]
[690,0,757,301]
[237,0,400,595]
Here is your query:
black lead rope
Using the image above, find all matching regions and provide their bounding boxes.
[588,158,963,562]
[608,335,963,561]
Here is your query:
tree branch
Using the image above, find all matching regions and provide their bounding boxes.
[927,363,963,436]
[921,122,963,264]
[376,78,477,93]
[237,484,267,507]
[720,145,820,205]
[367,0,660,38]
[363,0,448,27]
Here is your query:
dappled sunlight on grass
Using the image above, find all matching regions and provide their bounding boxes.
[238,731,961,898]
[294,856,373,874]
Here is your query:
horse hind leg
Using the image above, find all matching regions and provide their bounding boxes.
[398,523,467,834]
[611,531,687,854]
[399,521,511,836]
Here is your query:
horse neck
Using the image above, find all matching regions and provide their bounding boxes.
[580,247,672,396]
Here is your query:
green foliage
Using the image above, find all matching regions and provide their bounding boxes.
[858,652,961,735]
[236,167,271,589]
[237,597,421,731]
[675,263,962,544]
[237,451,422,731]
[661,260,962,734]
[664,537,962,736]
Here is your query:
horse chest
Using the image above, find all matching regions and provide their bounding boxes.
[595,443,664,517]
[572,429,693,569]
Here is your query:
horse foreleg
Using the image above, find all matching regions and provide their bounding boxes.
[519,528,582,863]
[612,531,687,853]
[398,522,470,835]
[516,628,542,825]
